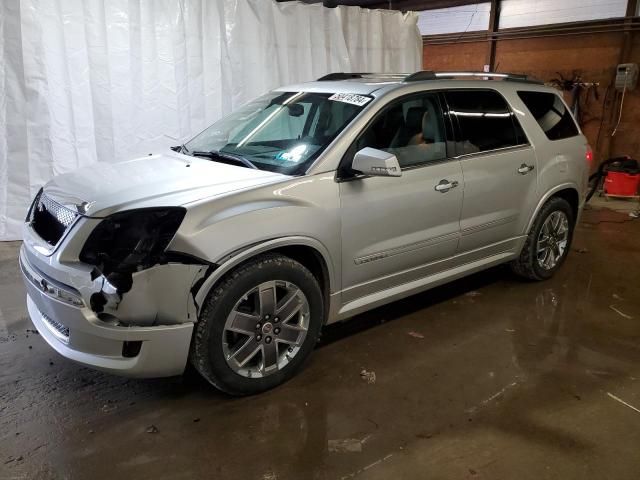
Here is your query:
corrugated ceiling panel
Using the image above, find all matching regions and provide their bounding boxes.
[417,3,491,35]
[499,0,628,28]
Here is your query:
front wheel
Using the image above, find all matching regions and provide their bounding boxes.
[190,254,324,395]
[511,197,575,281]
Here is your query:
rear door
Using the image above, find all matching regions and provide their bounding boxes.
[444,89,538,254]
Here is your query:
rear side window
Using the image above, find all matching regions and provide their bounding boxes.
[517,91,579,141]
[445,90,525,155]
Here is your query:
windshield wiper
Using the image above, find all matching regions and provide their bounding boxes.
[190,150,257,170]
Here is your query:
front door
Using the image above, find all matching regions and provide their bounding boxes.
[339,92,464,305]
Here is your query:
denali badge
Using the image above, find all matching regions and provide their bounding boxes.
[371,165,398,175]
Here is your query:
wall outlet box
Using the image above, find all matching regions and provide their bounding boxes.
[615,63,638,91]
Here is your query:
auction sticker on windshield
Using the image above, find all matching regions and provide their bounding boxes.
[328,93,371,107]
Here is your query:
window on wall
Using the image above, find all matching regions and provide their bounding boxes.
[417,3,491,36]
[445,90,525,155]
[499,0,628,29]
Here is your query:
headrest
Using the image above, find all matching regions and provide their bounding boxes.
[383,107,404,129]
[422,101,439,142]
[405,107,426,131]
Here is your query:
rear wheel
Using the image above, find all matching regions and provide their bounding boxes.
[511,197,575,281]
[190,254,324,395]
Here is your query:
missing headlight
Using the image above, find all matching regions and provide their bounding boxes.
[80,207,186,280]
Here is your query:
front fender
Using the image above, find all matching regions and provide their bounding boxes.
[192,235,336,312]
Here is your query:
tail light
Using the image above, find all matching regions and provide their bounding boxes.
[585,146,594,165]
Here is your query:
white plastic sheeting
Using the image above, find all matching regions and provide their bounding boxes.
[0,0,421,240]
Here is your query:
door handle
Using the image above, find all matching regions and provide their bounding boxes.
[434,179,459,193]
[517,163,535,175]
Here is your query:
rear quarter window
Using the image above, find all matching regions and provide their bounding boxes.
[517,91,580,141]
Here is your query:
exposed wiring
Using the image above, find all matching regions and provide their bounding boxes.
[611,69,628,137]
[453,4,480,45]
[548,72,599,126]
[594,84,612,157]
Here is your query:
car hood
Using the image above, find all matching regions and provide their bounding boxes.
[43,152,288,217]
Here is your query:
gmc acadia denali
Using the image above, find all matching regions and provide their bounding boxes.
[20,71,589,394]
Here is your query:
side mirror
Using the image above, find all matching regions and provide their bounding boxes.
[351,147,402,177]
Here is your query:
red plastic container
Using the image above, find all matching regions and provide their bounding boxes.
[604,171,640,197]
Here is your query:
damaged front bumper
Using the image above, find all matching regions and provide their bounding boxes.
[19,243,205,378]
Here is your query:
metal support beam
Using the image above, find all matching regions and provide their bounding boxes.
[278,0,494,11]
[485,0,500,71]
[618,0,638,63]
[358,0,482,10]
[423,17,640,45]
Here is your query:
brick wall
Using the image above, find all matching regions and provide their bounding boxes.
[423,32,640,163]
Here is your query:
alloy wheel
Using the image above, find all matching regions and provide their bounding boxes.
[536,210,569,270]
[222,280,310,378]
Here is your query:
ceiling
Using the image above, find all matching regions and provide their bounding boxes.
[275,0,483,11]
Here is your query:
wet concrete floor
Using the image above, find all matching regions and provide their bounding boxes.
[2,206,640,479]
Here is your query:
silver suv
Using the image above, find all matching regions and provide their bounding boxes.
[20,71,590,394]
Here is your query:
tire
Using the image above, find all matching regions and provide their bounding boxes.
[511,197,575,281]
[190,254,324,395]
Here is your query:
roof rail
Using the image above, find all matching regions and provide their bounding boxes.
[404,71,437,81]
[317,73,369,81]
[317,72,409,81]
[404,71,543,84]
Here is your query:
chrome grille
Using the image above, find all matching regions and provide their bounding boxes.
[39,193,77,227]
[42,313,70,342]
[28,191,79,246]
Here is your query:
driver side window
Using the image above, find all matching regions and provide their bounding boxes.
[355,92,447,169]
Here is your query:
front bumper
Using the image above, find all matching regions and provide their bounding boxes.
[20,246,193,378]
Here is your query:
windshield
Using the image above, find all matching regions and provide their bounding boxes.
[184,91,370,175]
